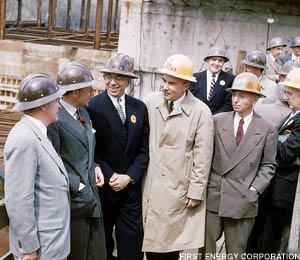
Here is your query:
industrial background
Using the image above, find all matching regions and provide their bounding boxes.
[1,0,300,258]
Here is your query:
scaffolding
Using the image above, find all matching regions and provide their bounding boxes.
[0,0,120,50]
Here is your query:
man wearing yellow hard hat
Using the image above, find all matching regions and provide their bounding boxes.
[205,72,277,257]
[142,54,213,259]
[250,68,300,253]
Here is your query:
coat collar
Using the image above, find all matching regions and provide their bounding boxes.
[20,116,69,182]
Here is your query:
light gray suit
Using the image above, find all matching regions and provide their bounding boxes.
[4,116,70,260]
[265,54,282,82]
[205,111,277,255]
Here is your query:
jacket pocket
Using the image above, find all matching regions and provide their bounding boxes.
[38,218,64,231]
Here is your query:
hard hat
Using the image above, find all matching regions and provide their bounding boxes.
[242,50,266,69]
[204,46,229,62]
[101,53,137,78]
[158,54,197,82]
[14,73,65,111]
[290,36,300,48]
[283,68,300,89]
[227,72,265,98]
[57,61,98,91]
[267,37,287,50]
[279,60,300,76]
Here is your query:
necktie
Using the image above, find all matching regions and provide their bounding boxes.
[236,118,244,146]
[208,74,216,101]
[117,98,126,124]
[76,109,86,127]
[169,101,174,113]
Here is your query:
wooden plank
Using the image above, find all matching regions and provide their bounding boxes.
[0,0,6,40]
[235,50,247,75]
[94,0,103,49]
[0,226,9,257]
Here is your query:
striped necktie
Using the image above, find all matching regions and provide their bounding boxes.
[208,74,216,101]
[116,98,126,124]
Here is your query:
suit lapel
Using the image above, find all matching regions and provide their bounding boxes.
[279,112,300,133]
[126,96,137,151]
[21,117,69,182]
[222,113,264,174]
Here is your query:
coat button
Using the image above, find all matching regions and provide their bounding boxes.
[249,162,254,167]
[242,195,245,198]
[18,240,22,248]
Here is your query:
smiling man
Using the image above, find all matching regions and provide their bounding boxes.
[87,53,149,260]
[143,54,213,260]
[189,46,235,114]
[204,72,277,257]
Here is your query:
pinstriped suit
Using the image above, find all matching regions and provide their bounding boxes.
[48,103,106,260]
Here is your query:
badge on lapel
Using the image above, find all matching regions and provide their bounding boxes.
[287,120,294,126]
[220,80,226,86]
[131,115,137,124]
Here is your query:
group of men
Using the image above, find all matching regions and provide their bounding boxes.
[3,35,300,260]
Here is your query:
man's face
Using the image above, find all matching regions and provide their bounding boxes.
[232,90,258,117]
[270,46,284,58]
[104,73,130,97]
[43,98,61,124]
[292,47,300,57]
[161,74,189,101]
[77,86,93,107]
[207,57,225,74]
[244,65,262,78]
[284,86,300,110]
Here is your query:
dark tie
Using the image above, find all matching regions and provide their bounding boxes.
[208,74,216,101]
[236,118,244,146]
[169,101,174,113]
[76,109,86,127]
[116,98,126,124]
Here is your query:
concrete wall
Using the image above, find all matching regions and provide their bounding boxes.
[0,40,116,90]
[118,0,300,99]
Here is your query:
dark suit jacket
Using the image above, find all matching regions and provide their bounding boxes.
[268,112,300,208]
[48,105,102,219]
[207,111,277,219]
[278,52,292,65]
[87,91,149,201]
[189,70,235,114]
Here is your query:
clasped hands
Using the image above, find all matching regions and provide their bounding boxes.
[109,173,132,192]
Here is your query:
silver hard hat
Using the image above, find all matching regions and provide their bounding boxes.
[14,73,65,111]
[242,50,266,69]
[290,36,300,48]
[204,46,229,62]
[267,37,286,50]
[279,60,300,76]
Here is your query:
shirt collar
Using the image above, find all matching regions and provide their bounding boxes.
[234,110,253,124]
[107,92,126,107]
[24,114,48,137]
[207,70,220,79]
[60,98,77,118]
[168,92,186,110]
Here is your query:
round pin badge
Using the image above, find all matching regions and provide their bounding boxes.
[131,115,137,124]
[220,80,226,86]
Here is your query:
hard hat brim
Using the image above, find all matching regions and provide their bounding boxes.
[241,60,266,69]
[266,44,287,50]
[158,68,197,82]
[283,80,300,89]
[13,89,66,111]
[101,68,137,78]
[226,87,266,98]
[204,55,229,62]
[59,79,99,91]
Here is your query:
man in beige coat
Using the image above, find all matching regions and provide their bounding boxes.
[142,54,213,260]
[205,72,277,257]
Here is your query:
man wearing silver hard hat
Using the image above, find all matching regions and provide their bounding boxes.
[265,37,286,82]
[279,36,300,64]
[204,72,277,257]
[4,73,70,260]
[242,50,278,105]
[47,61,106,260]
[250,68,300,253]
[87,53,149,260]
[189,46,235,114]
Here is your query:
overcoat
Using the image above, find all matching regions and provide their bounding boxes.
[142,91,213,252]
[4,116,70,259]
[207,111,277,219]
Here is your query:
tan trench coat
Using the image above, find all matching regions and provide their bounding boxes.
[142,91,213,252]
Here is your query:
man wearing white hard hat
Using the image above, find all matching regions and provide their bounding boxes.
[204,72,277,257]
[143,54,213,260]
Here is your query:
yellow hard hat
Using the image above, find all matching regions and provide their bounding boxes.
[158,54,197,82]
[284,68,300,89]
[227,72,265,98]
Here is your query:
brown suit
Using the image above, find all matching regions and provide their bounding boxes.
[205,111,277,256]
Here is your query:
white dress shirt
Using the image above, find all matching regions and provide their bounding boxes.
[234,111,253,137]
[107,93,126,118]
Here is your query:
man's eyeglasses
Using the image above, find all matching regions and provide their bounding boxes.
[104,74,128,83]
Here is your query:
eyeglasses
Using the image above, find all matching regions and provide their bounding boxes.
[103,74,128,83]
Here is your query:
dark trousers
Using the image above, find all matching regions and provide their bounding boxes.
[102,192,143,260]
[69,216,106,260]
[146,251,180,260]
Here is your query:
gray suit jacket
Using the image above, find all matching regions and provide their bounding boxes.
[4,116,70,259]
[48,106,102,219]
[265,54,282,82]
[207,111,277,219]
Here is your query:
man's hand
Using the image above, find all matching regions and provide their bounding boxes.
[95,166,104,187]
[185,197,201,208]
[19,251,37,260]
[250,186,259,195]
[109,173,131,192]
